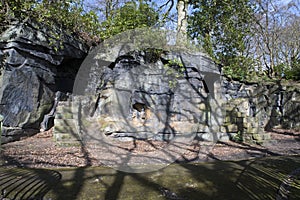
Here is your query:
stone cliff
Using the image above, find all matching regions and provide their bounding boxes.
[0,21,88,143]
[71,47,224,144]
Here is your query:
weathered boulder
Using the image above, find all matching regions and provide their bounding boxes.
[73,47,224,142]
[0,20,88,143]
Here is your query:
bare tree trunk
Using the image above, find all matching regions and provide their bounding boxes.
[105,0,113,19]
[176,0,188,39]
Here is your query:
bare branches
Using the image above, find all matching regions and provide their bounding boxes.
[157,0,175,25]
[250,0,300,78]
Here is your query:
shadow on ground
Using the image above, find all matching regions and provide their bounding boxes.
[0,168,61,199]
[33,156,300,200]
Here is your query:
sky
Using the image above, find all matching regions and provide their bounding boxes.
[84,0,299,13]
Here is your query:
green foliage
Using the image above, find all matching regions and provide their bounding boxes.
[99,1,158,39]
[232,131,243,143]
[0,0,32,32]
[0,0,101,39]
[35,0,100,36]
[271,57,300,81]
[166,59,184,68]
[222,55,256,81]
[164,58,185,88]
[188,0,256,80]
[283,59,300,81]
[0,0,36,22]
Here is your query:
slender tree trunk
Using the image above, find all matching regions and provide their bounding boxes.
[105,0,113,19]
[176,0,188,39]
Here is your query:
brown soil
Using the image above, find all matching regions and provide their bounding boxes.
[0,128,299,168]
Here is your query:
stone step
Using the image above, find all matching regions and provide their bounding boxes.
[55,100,80,119]
[54,119,79,133]
[55,140,82,147]
[55,111,74,119]
[55,104,73,113]
[53,98,83,147]
[220,124,238,133]
[197,132,230,142]
[252,133,271,141]
[53,132,81,142]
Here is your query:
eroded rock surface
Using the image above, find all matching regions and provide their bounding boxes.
[73,48,224,142]
[0,21,88,142]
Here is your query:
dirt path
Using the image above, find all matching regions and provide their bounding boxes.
[0,128,299,168]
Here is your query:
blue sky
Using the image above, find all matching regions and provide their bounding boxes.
[84,0,298,13]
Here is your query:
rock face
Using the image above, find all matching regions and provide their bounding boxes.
[0,21,88,143]
[70,43,299,144]
[72,48,224,142]
[222,80,300,143]
[1,22,298,145]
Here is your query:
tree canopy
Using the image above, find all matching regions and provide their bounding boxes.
[1,0,299,81]
[188,0,256,80]
[98,0,159,39]
[0,0,100,36]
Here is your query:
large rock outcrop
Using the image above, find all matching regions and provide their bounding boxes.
[0,21,88,143]
[69,40,299,145]
[71,45,224,143]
